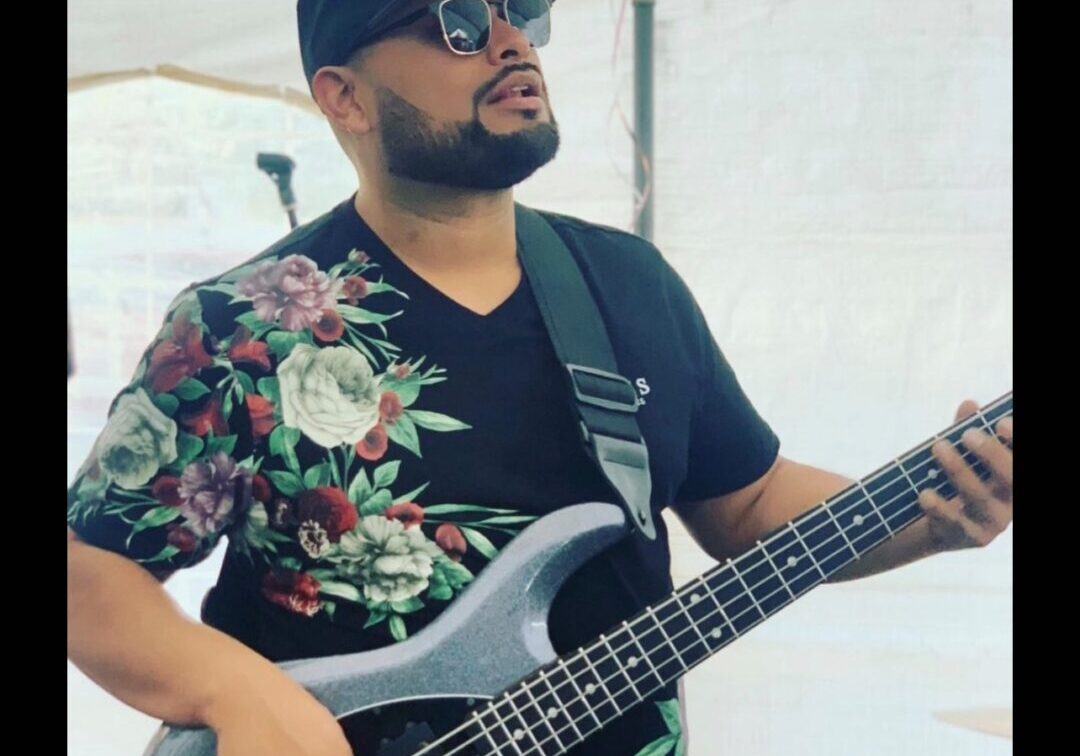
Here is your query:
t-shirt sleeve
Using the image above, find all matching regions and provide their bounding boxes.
[664,263,781,504]
[66,287,258,574]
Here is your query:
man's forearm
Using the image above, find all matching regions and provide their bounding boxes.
[67,532,291,729]
[752,461,943,583]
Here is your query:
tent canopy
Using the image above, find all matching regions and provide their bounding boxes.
[69,0,318,110]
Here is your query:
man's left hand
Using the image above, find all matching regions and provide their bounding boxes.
[918,399,1013,551]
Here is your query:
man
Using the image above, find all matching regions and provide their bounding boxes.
[66,2,1013,755]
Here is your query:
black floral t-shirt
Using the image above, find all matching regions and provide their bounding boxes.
[67,196,780,755]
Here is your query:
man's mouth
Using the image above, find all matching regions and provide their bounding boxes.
[485,71,545,108]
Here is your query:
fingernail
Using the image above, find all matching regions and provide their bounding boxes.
[962,428,986,448]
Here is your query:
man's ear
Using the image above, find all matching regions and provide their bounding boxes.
[311,66,373,136]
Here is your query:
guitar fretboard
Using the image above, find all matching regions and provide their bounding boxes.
[432,392,1013,756]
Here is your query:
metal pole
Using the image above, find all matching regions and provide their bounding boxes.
[634,0,655,241]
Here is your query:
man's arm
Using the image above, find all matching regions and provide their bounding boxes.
[67,527,353,756]
[672,402,1014,582]
[672,455,938,582]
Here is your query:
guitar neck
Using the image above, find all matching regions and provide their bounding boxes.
[466,392,1013,755]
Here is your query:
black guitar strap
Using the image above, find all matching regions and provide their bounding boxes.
[514,203,656,540]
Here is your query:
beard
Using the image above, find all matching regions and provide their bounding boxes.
[375,85,560,190]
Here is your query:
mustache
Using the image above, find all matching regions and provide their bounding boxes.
[474,63,544,107]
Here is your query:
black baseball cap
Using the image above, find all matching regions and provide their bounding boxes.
[298,1,412,86]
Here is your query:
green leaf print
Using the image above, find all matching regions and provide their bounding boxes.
[266,470,304,497]
[392,482,429,505]
[406,410,471,432]
[347,467,373,506]
[358,489,393,516]
[364,611,387,630]
[172,433,204,470]
[460,527,499,560]
[389,597,424,614]
[270,425,302,474]
[206,434,238,457]
[388,615,408,642]
[126,506,183,547]
[234,370,255,395]
[337,305,401,325]
[151,393,180,416]
[303,463,332,490]
[142,545,181,564]
[173,378,210,401]
[634,734,678,756]
[267,331,302,360]
[319,581,362,603]
[372,460,401,489]
[631,699,684,756]
[386,414,421,457]
[256,377,281,405]
[420,503,516,515]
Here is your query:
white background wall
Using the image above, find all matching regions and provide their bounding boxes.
[68,1,1012,753]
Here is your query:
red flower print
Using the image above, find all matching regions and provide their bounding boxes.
[435,523,467,562]
[384,502,424,529]
[312,309,345,343]
[356,424,389,461]
[296,487,358,541]
[145,310,213,393]
[180,393,229,437]
[251,474,272,503]
[379,391,404,425]
[342,276,369,305]
[261,569,323,617]
[151,475,183,507]
[227,326,271,371]
[245,394,276,439]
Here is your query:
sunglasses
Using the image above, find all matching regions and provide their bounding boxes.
[365,0,553,55]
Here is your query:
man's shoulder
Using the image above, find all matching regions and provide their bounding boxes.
[531,206,666,270]
[187,202,345,293]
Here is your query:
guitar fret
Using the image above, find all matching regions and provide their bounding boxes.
[700,575,739,643]
[823,504,860,558]
[518,683,567,753]
[646,606,689,674]
[758,540,796,601]
[471,709,509,755]
[894,459,920,497]
[669,587,712,648]
[623,619,666,686]
[578,647,622,718]
[728,558,768,620]
[857,482,894,536]
[485,702,526,756]
[600,634,642,700]
[788,521,827,581]
[503,693,544,753]
[557,658,603,729]
[537,669,584,741]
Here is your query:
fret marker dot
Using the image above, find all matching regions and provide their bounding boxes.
[786,556,798,567]
[711,628,722,639]
[690,594,702,604]
[513,730,525,741]
[465,697,474,706]
[852,514,864,526]
[547,707,559,719]
[928,469,939,479]
[585,683,596,695]
[627,656,639,668]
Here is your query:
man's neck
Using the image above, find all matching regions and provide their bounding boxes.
[353,179,519,274]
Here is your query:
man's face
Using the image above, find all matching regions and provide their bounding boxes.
[356,0,560,190]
